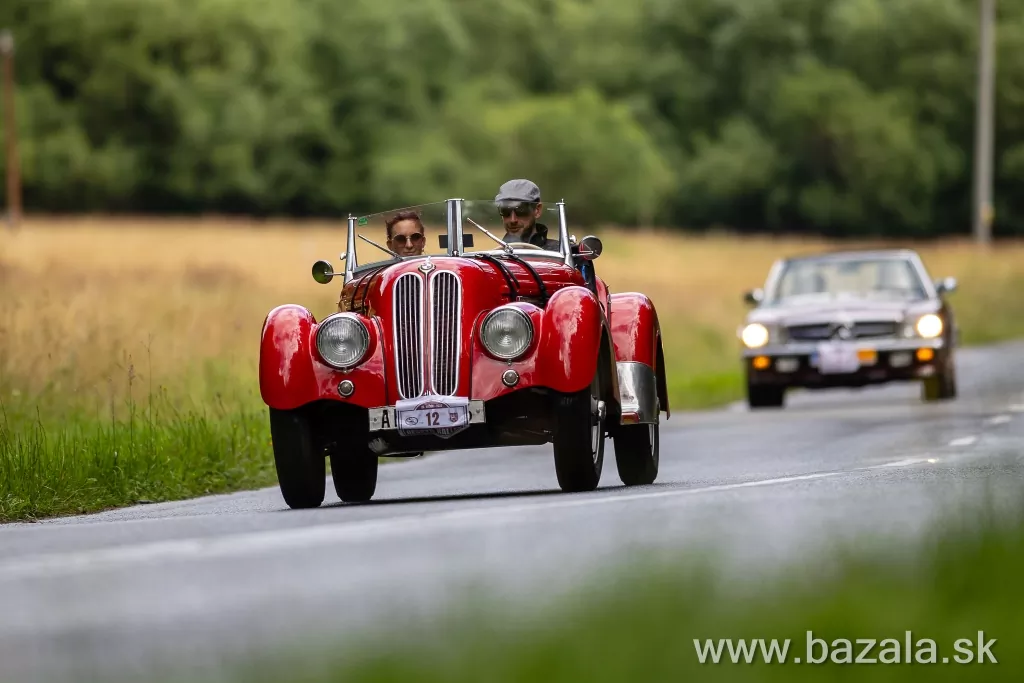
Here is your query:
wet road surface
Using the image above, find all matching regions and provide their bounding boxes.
[2,340,1023,682]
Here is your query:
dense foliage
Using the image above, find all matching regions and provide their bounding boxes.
[2,0,1024,235]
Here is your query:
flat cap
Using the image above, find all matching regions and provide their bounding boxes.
[495,178,541,204]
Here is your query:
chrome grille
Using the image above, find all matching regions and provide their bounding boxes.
[785,324,832,341]
[393,273,424,399]
[786,321,898,341]
[430,271,462,395]
[852,321,898,338]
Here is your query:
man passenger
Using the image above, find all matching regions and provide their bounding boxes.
[494,179,560,251]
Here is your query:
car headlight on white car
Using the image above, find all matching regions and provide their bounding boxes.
[915,314,943,339]
[316,314,370,369]
[481,307,533,360]
[741,323,770,348]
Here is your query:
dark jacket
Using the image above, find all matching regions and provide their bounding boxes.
[503,222,560,251]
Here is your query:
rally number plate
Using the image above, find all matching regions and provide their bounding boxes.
[398,404,468,431]
[369,396,483,439]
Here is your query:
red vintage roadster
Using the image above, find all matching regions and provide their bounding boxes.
[259,198,669,508]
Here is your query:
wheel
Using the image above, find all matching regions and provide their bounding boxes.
[747,383,785,409]
[613,419,659,486]
[329,445,379,503]
[552,373,606,492]
[922,355,957,402]
[269,407,326,509]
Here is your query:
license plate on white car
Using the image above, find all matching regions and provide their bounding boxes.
[814,342,861,374]
[368,396,485,439]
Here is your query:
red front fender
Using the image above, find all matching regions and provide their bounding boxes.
[610,292,670,417]
[610,293,660,366]
[259,305,387,411]
[539,286,604,394]
[471,286,604,400]
[259,305,318,410]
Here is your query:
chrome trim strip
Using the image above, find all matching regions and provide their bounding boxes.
[557,200,572,266]
[393,272,424,399]
[344,214,357,283]
[445,198,464,256]
[616,361,659,425]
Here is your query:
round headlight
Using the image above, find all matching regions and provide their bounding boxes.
[315,314,370,369]
[741,323,769,348]
[481,307,533,360]
[915,314,943,339]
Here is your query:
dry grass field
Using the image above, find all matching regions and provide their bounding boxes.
[3,216,1024,520]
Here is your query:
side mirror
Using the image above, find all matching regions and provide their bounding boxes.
[744,288,764,306]
[936,276,957,294]
[312,259,335,284]
[577,235,603,261]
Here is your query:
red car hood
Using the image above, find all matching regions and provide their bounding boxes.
[349,256,585,402]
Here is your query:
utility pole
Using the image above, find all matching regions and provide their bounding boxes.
[972,0,996,246]
[1,29,20,230]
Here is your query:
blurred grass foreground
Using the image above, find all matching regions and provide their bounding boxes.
[188,495,1024,682]
[3,218,1024,521]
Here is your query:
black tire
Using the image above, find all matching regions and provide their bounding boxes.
[747,383,785,409]
[329,446,379,503]
[922,355,957,402]
[552,373,605,492]
[269,407,326,509]
[613,421,659,486]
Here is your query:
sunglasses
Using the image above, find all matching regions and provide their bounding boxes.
[391,232,424,245]
[498,204,535,218]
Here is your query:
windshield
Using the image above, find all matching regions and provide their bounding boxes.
[348,202,449,271]
[345,199,567,272]
[767,257,928,304]
[461,199,565,257]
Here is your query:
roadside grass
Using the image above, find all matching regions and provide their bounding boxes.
[180,495,1024,682]
[0,394,275,521]
[3,218,1024,520]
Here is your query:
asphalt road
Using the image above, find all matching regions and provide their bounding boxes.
[2,340,1024,683]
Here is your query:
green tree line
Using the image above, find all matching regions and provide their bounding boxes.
[2,0,1024,235]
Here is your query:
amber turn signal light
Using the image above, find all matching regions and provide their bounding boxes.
[857,349,878,364]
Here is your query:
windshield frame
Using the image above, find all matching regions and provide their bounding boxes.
[341,198,573,283]
[760,252,937,305]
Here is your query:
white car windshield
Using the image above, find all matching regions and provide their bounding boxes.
[767,257,928,304]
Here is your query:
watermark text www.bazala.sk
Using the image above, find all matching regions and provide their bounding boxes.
[694,631,997,664]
